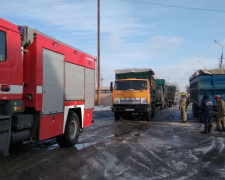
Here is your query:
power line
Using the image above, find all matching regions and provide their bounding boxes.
[0,0,15,2]
[119,0,225,13]
[0,0,82,12]
[2,0,224,13]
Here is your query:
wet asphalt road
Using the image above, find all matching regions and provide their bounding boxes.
[0,106,225,180]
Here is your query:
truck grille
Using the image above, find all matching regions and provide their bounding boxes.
[120,99,141,104]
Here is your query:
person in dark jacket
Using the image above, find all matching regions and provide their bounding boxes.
[200,93,213,134]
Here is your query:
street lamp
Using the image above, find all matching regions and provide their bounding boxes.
[214,40,223,69]
[198,60,206,69]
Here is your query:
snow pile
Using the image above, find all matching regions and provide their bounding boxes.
[94,106,112,111]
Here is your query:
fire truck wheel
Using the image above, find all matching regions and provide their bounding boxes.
[57,112,80,147]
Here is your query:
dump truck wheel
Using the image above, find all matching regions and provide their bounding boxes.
[57,112,80,147]
[164,101,167,109]
[145,111,151,121]
[114,112,122,121]
[193,104,199,118]
[151,106,155,118]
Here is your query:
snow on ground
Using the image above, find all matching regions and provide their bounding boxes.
[94,106,112,111]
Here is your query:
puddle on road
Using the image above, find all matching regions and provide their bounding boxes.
[47,142,97,151]
[75,142,96,150]
[47,144,59,150]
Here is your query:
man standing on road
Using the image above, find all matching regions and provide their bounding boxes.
[200,93,213,134]
[179,92,187,123]
[214,95,225,132]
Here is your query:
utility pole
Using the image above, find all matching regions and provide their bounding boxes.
[214,40,223,69]
[97,0,101,106]
[198,60,206,69]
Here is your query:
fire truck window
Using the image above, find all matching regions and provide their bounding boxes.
[0,31,6,62]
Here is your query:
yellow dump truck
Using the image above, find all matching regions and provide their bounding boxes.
[111,68,156,121]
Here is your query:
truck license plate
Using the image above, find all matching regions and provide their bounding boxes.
[126,109,134,111]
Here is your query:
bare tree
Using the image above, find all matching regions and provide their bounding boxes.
[170,82,179,89]
[185,85,190,94]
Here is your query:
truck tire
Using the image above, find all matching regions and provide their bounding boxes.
[193,104,199,118]
[164,101,167,109]
[192,104,195,118]
[145,111,151,121]
[114,112,122,121]
[57,112,80,147]
[151,106,155,118]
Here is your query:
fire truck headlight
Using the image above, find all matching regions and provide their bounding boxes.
[141,98,147,104]
[26,93,33,100]
[114,98,120,104]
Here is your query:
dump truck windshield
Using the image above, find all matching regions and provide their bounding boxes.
[115,80,147,90]
[0,31,6,62]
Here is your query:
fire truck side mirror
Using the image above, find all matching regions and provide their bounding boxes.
[110,82,113,92]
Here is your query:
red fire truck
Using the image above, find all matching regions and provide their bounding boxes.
[0,18,96,157]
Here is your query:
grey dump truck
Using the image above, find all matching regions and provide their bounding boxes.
[190,69,225,118]
[167,85,179,108]
[155,79,168,109]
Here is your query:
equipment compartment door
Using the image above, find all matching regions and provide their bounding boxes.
[85,68,95,109]
[42,49,64,115]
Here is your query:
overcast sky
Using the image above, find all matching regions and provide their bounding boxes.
[1,0,225,92]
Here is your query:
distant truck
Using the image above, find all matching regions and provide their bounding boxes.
[155,79,168,109]
[189,69,225,118]
[167,85,179,107]
[111,68,156,121]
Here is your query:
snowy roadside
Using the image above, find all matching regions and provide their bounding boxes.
[94,106,112,111]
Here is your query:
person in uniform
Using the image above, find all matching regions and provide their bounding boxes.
[214,95,225,132]
[200,93,213,134]
[179,92,187,123]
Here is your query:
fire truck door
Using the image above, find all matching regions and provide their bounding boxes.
[0,27,23,100]
[0,28,11,99]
